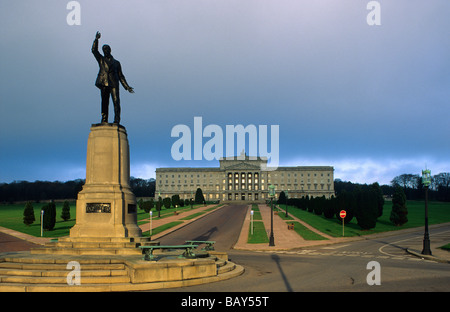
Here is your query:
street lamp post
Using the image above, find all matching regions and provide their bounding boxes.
[157,191,161,218]
[40,209,44,237]
[285,189,289,218]
[149,210,153,237]
[250,210,254,235]
[268,184,275,246]
[422,169,432,255]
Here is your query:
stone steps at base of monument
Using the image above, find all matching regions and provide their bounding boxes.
[0,275,131,284]
[217,261,236,274]
[30,237,159,256]
[0,268,127,277]
[0,264,245,292]
[43,241,141,249]
[0,256,130,288]
[30,247,142,256]
[58,237,153,243]
[0,262,125,272]
[0,255,244,292]
[215,258,226,268]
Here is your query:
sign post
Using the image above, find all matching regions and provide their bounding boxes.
[340,210,346,236]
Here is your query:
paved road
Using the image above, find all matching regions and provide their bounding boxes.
[157,204,450,292]
[0,231,40,253]
[158,204,248,251]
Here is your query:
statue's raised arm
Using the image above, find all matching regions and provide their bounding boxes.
[92,32,102,61]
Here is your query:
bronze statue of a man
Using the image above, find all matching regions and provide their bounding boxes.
[92,31,134,124]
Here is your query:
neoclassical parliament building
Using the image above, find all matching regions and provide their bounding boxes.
[155,154,335,202]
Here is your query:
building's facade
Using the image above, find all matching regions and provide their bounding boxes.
[155,155,334,202]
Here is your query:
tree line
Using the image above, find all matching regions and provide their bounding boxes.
[0,178,156,203]
[333,172,450,202]
[138,188,213,217]
[387,172,450,201]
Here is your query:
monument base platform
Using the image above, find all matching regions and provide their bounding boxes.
[0,250,243,292]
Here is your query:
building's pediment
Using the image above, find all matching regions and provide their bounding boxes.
[222,161,262,171]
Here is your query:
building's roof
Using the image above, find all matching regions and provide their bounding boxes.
[156,153,333,172]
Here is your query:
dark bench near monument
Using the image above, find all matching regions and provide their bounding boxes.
[185,240,216,251]
[139,244,198,261]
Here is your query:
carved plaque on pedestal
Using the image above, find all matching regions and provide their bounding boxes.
[86,203,111,213]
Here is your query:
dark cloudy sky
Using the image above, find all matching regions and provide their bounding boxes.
[0,0,449,185]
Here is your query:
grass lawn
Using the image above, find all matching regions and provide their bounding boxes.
[180,211,206,220]
[142,221,184,237]
[0,201,77,238]
[247,221,269,244]
[286,200,450,238]
[274,206,294,220]
[289,221,328,240]
[250,205,262,221]
[137,203,209,222]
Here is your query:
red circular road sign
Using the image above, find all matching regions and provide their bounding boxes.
[340,210,346,219]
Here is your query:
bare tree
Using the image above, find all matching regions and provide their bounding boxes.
[391,174,419,189]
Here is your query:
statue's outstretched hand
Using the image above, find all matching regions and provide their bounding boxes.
[95,31,101,40]
[128,87,135,94]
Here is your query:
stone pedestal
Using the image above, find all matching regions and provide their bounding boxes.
[70,123,142,238]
